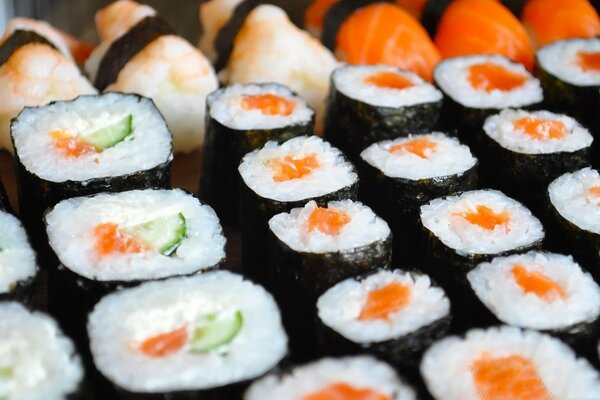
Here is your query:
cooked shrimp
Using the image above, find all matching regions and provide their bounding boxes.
[198,0,244,62]
[95,0,156,42]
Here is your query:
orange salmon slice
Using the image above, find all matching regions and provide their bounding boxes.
[462,205,510,230]
[139,325,188,358]
[511,264,567,302]
[305,0,340,32]
[307,207,351,236]
[303,382,391,400]
[270,153,320,182]
[94,223,147,256]
[577,51,600,72]
[241,93,296,116]
[359,282,412,321]
[513,117,567,140]
[389,137,437,158]
[364,71,414,90]
[50,130,96,158]
[468,63,528,92]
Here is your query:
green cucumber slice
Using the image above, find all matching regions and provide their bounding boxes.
[189,311,243,353]
[0,368,12,379]
[128,213,186,256]
[84,114,133,149]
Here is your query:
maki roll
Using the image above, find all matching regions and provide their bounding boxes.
[421,326,600,400]
[324,64,443,162]
[359,132,478,264]
[434,54,543,146]
[245,356,417,400]
[0,211,37,305]
[201,83,315,226]
[547,168,600,273]
[238,135,358,283]
[87,270,288,399]
[316,269,451,369]
[11,92,172,249]
[0,302,84,399]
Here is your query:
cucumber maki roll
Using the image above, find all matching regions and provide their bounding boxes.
[316,269,451,369]
[359,132,478,265]
[0,302,84,399]
[0,211,37,306]
[245,356,417,400]
[421,326,600,400]
[201,83,315,226]
[547,168,600,274]
[238,135,358,284]
[324,64,442,163]
[87,270,288,399]
[11,92,172,251]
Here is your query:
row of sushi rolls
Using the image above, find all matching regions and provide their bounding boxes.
[2,0,600,398]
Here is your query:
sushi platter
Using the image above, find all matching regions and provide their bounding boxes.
[0,0,600,399]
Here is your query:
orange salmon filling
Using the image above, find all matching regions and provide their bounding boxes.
[462,205,511,230]
[50,130,96,158]
[468,63,528,92]
[513,117,567,140]
[472,354,552,400]
[241,93,296,116]
[577,51,600,72]
[359,282,412,321]
[588,186,600,197]
[139,325,188,358]
[270,153,320,182]
[364,71,414,90]
[94,223,147,256]
[511,264,567,302]
[389,137,438,158]
[303,382,391,400]
[307,207,351,236]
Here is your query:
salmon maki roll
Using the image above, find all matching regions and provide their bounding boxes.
[435,0,534,70]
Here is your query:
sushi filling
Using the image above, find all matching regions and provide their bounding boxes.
[360,132,477,180]
[484,109,593,154]
[332,65,442,108]
[548,168,600,235]
[268,200,390,254]
[244,356,416,400]
[467,252,600,330]
[88,271,287,393]
[208,83,314,130]
[45,189,225,281]
[537,38,600,86]
[421,326,600,400]
[239,136,357,202]
[434,55,543,109]
[0,303,83,400]
[0,212,37,294]
[317,270,450,343]
[420,190,544,255]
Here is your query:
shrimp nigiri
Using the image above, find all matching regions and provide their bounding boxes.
[198,0,244,62]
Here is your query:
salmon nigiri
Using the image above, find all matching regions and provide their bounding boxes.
[395,0,428,19]
[435,0,534,70]
[305,0,340,38]
[522,0,600,47]
[335,3,440,81]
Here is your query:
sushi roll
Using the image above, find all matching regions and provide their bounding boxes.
[11,92,172,250]
[434,54,543,145]
[421,326,600,400]
[0,211,38,305]
[201,83,315,226]
[0,302,84,399]
[316,269,451,369]
[238,135,358,283]
[546,168,600,273]
[245,356,417,400]
[359,132,478,264]
[87,270,288,399]
[481,109,593,210]
[324,64,443,162]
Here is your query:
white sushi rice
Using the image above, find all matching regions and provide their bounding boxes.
[360,132,477,180]
[421,326,600,400]
[12,93,172,182]
[0,211,37,294]
[0,302,83,400]
[88,271,288,393]
[467,251,600,330]
[245,356,416,400]
[208,83,314,130]
[268,200,389,254]
[45,189,226,282]
[549,168,600,235]
[317,270,450,344]
[538,38,600,86]
[333,64,443,108]
[434,55,543,109]
[239,136,357,202]
[420,190,544,256]
[483,109,593,154]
